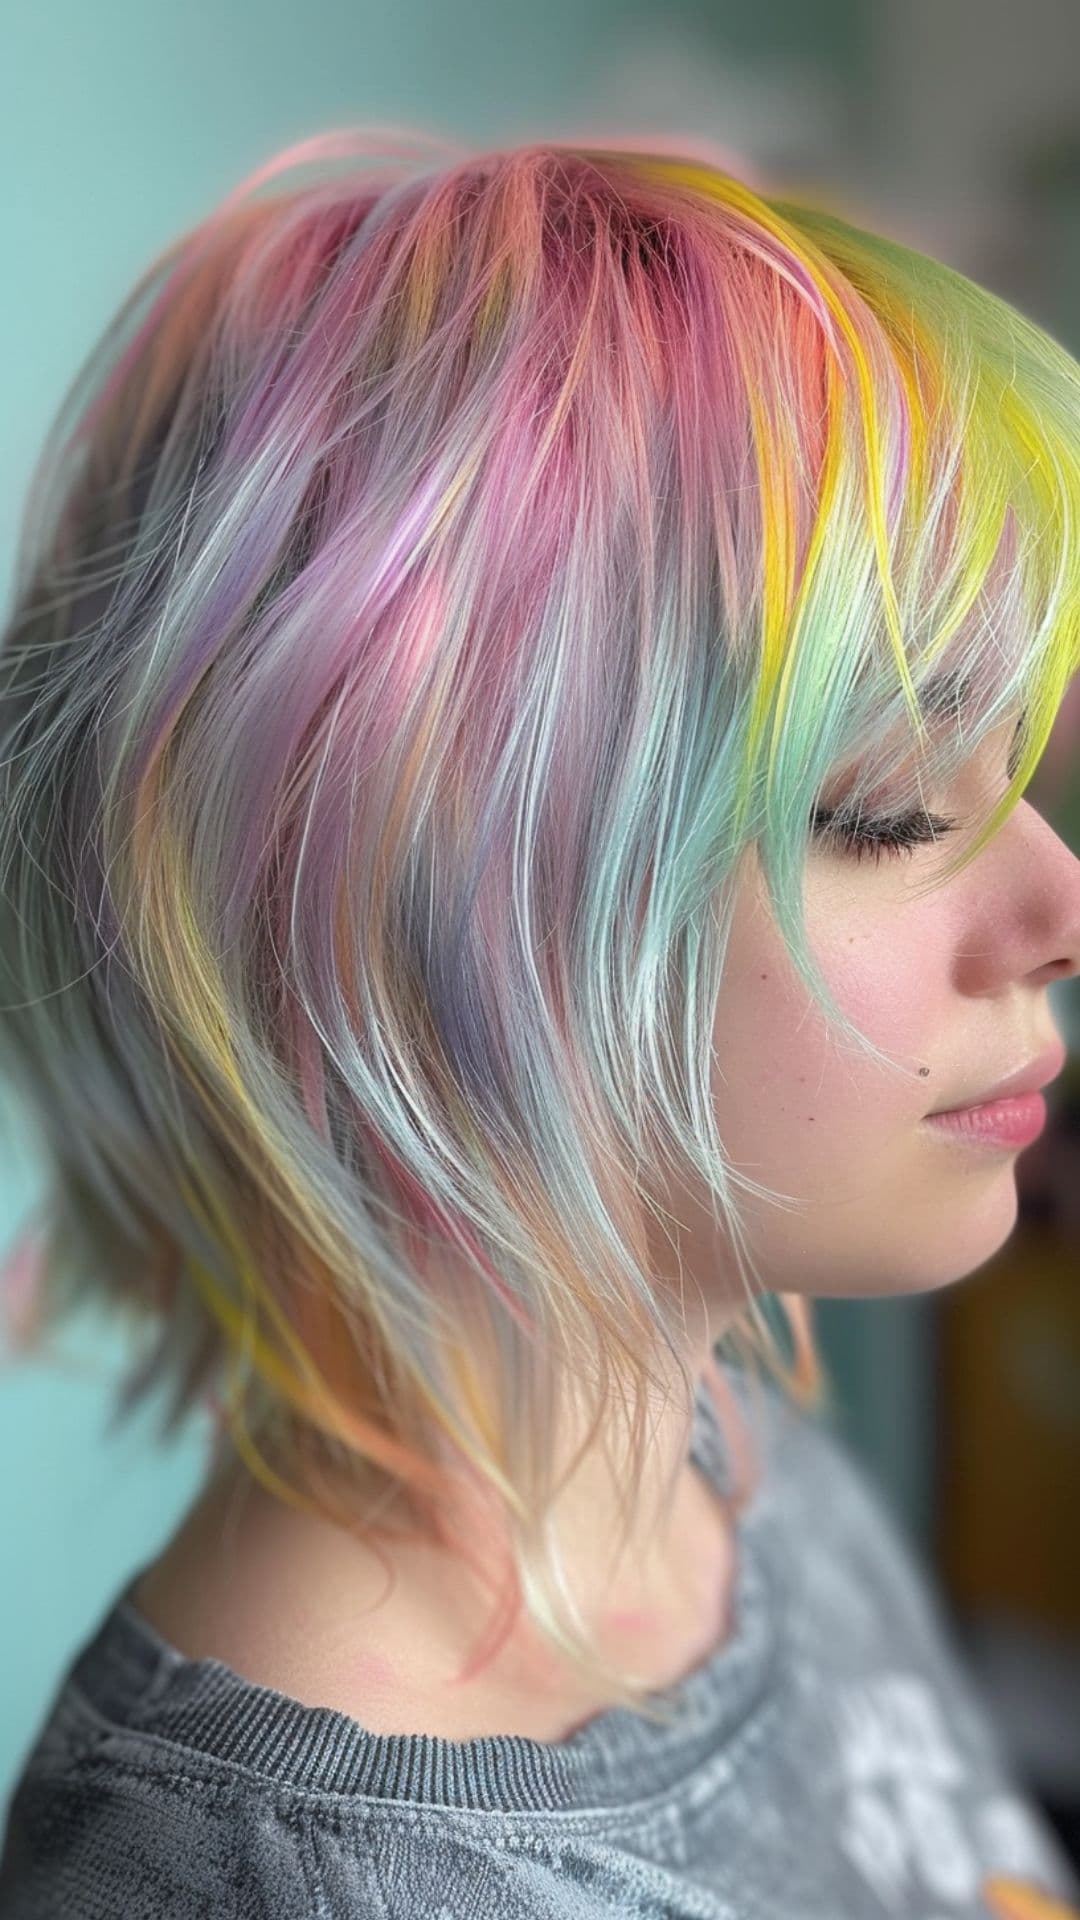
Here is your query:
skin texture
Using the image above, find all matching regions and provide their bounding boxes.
[705,716,1080,1305]
[131,719,1080,1740]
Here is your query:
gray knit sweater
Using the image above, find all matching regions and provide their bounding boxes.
[2,1362,1077,1918]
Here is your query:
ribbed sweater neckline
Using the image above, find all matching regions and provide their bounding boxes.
[72,1363,783,1814]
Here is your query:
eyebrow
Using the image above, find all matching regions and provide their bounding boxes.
[919,669,1026,750]
[919,669,973,718]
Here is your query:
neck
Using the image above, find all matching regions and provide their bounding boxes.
[131,1334,743,1738]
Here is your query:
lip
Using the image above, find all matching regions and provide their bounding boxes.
[925,1039,1068,1116]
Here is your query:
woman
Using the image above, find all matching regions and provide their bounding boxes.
[2,128,1079,1917]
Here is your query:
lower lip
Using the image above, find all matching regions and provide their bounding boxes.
[924,1091,1047,1149]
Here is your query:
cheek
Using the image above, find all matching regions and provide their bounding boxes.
[711,870,956,1187]
[696,862,1021,1300]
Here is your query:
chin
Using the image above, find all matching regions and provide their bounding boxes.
[892,1190,1023,1297]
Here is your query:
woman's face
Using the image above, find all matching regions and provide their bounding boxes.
[699,718,1080,1303]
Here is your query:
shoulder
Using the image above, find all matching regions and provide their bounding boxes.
[0,1733,614,1919]
[0,1728,321,1919]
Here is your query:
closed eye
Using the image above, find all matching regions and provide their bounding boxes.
[810,707,1027,865]
[809,806,957,864]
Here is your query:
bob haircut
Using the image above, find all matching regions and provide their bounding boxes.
[3,129,1080,1723]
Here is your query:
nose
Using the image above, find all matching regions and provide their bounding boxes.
[956,800,1080,999]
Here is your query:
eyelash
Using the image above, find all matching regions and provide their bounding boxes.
[810,805,958,865]
[809,728,1026,864]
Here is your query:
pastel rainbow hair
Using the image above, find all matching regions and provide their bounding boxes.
[3,129,1080,1721]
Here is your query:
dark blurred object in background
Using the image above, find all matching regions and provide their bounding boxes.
[933,1064,1080,1871]
[928,121,1080,1874]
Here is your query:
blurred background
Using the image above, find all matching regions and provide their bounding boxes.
[2,0,1079,1867]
